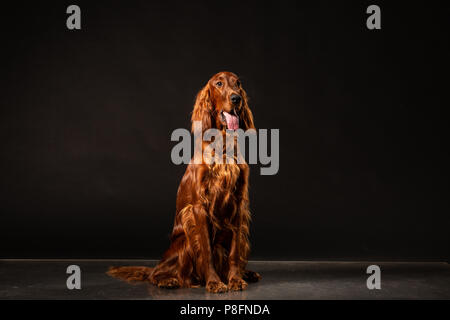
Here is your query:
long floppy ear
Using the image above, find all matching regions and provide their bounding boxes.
[239,88,255,130]
[191,84,213,133]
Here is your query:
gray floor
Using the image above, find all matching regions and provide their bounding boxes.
[0,260,449,299]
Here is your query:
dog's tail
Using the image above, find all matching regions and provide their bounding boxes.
[107,266,154,283]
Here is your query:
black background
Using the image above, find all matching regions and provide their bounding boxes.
[0,0,448,260]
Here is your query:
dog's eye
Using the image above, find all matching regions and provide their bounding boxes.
[216,81,222,87]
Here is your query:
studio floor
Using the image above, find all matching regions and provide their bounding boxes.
[0,260,449,300]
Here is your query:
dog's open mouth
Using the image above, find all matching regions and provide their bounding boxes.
[221,110,239,130]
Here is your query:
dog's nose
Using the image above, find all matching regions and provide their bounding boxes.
[231,94,241,105]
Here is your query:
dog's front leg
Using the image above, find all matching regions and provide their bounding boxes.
[188,205,227,293]
[227,219,248,291]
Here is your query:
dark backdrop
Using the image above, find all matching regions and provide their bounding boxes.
[0,1,448,260]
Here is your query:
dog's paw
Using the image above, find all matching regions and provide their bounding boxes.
[157,277,180,289]
[228,277,248,291]
[206,280,228,293]
[243,270,262,283]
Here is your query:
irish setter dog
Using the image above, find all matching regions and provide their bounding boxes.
[108,71,261,293]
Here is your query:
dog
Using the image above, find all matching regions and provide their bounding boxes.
[108,71,261,293]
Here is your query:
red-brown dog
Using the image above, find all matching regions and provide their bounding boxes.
[108,71,261,293]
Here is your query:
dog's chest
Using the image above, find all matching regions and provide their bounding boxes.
[207,163,243,193]
[205,163,244,222]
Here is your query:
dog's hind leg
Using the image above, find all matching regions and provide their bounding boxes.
[243,269,262,283]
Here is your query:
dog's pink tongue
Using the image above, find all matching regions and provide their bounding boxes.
[223,111,239,130]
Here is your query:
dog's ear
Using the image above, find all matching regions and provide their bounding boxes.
[191,83,213,133]
[238,88,255,130]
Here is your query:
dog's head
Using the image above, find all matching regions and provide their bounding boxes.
[191,71,255,133]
